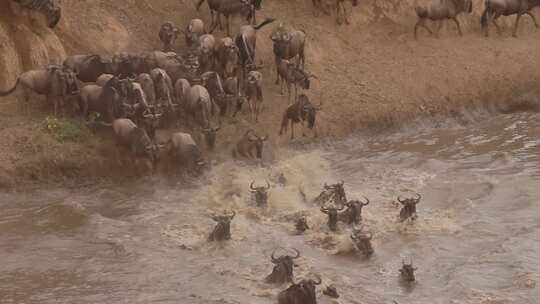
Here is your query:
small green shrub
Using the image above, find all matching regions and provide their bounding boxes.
[43,116,95,144]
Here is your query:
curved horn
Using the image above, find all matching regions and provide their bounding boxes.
[361,196,370,206]
[414,192,422,203]
[229,210,236,220]
[320,206,328,213]
[337,204,345,211]
[250,181,257,191]
[350,232,358,240]
[271,249,278,263]
[312,274,322,285]
[397,196,406,204]
[291,248,300,259]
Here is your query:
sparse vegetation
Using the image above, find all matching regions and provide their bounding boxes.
[43,116,95,144]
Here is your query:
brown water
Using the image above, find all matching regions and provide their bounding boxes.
[1,112,540,304]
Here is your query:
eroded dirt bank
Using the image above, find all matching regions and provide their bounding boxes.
[1,0,539,188]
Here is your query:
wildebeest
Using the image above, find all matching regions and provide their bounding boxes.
[0,65,78,115]
[63,55,114,83]
[215,37,240,78]
[414,0,473,39]
[174,78,191,111]
[250,180,270,206]
[196,0,224,33]
[312,0,359,24]
[198,34,217,73]
[110,118,163,168]
[208,210,236,241]
[265,248,300,284]
[245,71,264,122]
[397,193,421,222]
[218,76,244,117]
[150,68,175,107]
[201,0,257,36]
[185,19,206,48]
[296,216,309,233]
[201,71,226,113]
[313,181,347,205]
[136,73,157,106]
[232,129,268,159]
[276,60,316,102]
[235,18,276,75]
[78,83,122,122]
[400,259,417,282]
[340,197,370,225]
[13,0,62,28]
[481,0,540,37]
[321,204,345,231]
[186,85,221,150]
[350,227,374,256]
[279,94,321,139]
[111,52,142,77]
[277,275,322,304]
[159,22,179,52]
[167,132,206,174]
[270,25,306,84]
[323,285,339,298]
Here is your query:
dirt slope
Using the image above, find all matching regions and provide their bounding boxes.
[1,0,540,188]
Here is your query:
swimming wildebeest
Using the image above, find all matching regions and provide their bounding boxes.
[481,0,540,37]
[414,0,473,39]
[250,180,270,206]
[270,24,306,84]
[265,248,300,284]
[277,275,322,304]
[400,259,417,282]
[340,197,370,225]
[208,210,236,241]
[159,22,180,52]
[245,71,264,122]
[231,129,268,159]
[321,204,345,231]
[350,227,374,256]
[323,285,339,298]
[184,19,206,48]
[276,60,316,102]
[185,85,222,150]
[167,132,206,174]
[397,193,421,222]
[312,0,359,24]
[313,181,347,205]
[0,65,78,116]
[235,18,276,75]
[279,94,321,139]
[295,216,309,233]
[63,55,115,83]
[13,0,62,28]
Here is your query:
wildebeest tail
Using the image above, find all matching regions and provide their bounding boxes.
[254,18,276,30]
[0,78,19,97]
[415,6,428,19]
[480,0,491,28]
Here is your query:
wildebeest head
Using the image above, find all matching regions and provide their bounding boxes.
[51,67,79,96]
[250,180,270,206]
[46,4,62,28]
[208,210,236,241]
[397,193,421,222]
[350,227,374,256]
[278,275,321,304]
[223,44,240,77]
[400,259,417,282]
[295,216,309,233]
[247,131,268,158]
[321,204,345,231]
[324,180,347,204]
[342,197,370,225]
[202,121,221,151]
[159,22,179,49]
[265,248,300,284]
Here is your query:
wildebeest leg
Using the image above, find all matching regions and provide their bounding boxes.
[275,57,280,85]
[434,20,443,38]
[290,122,295,139]
[342,2,350,25]
[226,15,231,37]
[451,17,463,36]
[414,19,432,39]
[492,15,502,35]
[525,12,540,28]
[336,1,342,24]
[512,13,523,37]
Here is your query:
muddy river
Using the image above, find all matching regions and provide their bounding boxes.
[1,112,540,304]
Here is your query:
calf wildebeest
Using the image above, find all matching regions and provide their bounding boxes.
[481,0,540,37]
[414,0,473,39]
[270,25,306,84]
[312,0,359,24]
[276,60,316,102]
[215,37,240,78]
[0,65,78,115]
[277,276,322,304]
[295,216,309,233]
[250,180,270,206]
[400,259,417,282]
[198,34,217,73]
[397,193,421,222]
[232,129,268,159]
[208,210,236,241]
[167,132,206,174]
[265,248,300,284]
[313,181,347,205]
[321,204,345,231]
[63,55,115,83]
[235,18,276,74]
[13,0,62,28]
[185,19,206,48]
[340,197,370,225]
[245,71,264,122]
[186,85,221,150]
[279,94,321,139]
[159,22,179,52]
[350,227,374,256]
[323,285,339,298]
